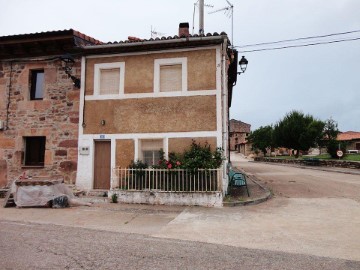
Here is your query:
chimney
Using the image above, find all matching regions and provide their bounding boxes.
[178,22,189,38]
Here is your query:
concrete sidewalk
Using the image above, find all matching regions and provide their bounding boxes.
[1,195,360,262]
[1,153,360,262]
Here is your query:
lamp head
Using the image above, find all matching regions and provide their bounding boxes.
[239,56,248,73]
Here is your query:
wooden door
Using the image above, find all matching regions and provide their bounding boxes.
[94,141,111,189]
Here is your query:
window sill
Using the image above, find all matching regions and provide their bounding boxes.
[21,166,45,169]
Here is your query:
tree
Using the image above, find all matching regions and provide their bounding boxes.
[247,125,273,156]
[318,118,340,154]
[323,118,340,141]
[273,111,325,158]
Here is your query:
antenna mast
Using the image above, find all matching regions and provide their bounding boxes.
[209,0,234,47]
[192,1,213,35]
[150,25,165,39]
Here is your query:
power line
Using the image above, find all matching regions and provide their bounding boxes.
[238,37,360,53]
[236,29,360,48]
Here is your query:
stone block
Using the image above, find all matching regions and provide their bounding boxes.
[55,150,67,156]
[59,161,77,172]
[44,150,53,165]
[67,90,80,101]
[0,160,7,188]
[34,100,51,111]
[45,68,57,84]
[59,140,78,148]
[0,138,15,149]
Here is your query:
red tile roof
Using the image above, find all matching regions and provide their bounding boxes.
[100,32,227,45]
[337,131,360,141]
[0,29,103,45]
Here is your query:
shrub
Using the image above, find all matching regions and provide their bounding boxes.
[181,140,224,170]
[111,193,118,203]
[327,140,347,158]
[129,160,148,169]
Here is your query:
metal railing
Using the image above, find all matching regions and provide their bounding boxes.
[111,168,222,192]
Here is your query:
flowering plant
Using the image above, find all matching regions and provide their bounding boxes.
[153,150,182,169]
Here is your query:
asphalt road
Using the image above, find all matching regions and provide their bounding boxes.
[1,221,359,270]
[235,159,360,200]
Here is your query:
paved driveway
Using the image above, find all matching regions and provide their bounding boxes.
[154,157,360,261]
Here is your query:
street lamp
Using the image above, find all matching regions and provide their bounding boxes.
[60,54,81,89]
[238,56,248,75]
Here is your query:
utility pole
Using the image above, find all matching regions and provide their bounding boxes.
[199,0,204,35]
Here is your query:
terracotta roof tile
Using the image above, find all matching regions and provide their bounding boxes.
[101,32,227,46]
[0,29,103,45]
[337,131,360,141]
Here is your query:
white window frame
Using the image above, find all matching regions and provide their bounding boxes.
[154,57,187,93]
[138,138,165,165]
[94,62,125,98]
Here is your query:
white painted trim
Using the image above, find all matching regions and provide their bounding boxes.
[93,62,125,97]
[79,131,218,140]
[85,45,220,59]
[79,57,86,136]
[154,57,187,93]
[85,89,216,100]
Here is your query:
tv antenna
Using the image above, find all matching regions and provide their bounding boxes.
[192,0,214,35]
[209,0,234,47]
[151,26,166,39]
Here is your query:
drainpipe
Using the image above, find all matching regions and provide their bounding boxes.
[221,41,229,172]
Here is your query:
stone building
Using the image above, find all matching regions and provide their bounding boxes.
[229,119,251,155]
[0,30,101,187]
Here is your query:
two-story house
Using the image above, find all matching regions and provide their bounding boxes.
[75,23,234,205]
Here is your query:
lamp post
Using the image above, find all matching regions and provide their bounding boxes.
[228,55,248,164]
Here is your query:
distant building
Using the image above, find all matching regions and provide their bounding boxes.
[337,131,360,152]
[229,119,251,155]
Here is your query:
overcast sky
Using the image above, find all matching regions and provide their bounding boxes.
[1,0,359,132]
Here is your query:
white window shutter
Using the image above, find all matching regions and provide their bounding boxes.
[100,68,120,95]
[160,64,182,92]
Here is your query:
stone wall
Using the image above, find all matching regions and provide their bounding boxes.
[254,157,360,169]
[0,59,81,187]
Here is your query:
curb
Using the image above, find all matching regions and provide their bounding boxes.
[251,161,360,176]
[223,175,272,207]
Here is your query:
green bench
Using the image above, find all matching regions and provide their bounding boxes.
[228,166,250,197]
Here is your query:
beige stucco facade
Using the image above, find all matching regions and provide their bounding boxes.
[76,42,229,192]
[85,50,217,95]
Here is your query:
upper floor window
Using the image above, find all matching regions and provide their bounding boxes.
[30,70,44,100]
[154,58,187,93]
[94,62,125,97]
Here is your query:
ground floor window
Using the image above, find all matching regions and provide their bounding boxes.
[356,143,360,150]
[139,139,163,166]
[24,136,46,166]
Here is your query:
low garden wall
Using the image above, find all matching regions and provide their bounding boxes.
[109,190,223,207]
[254,157,360,169]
